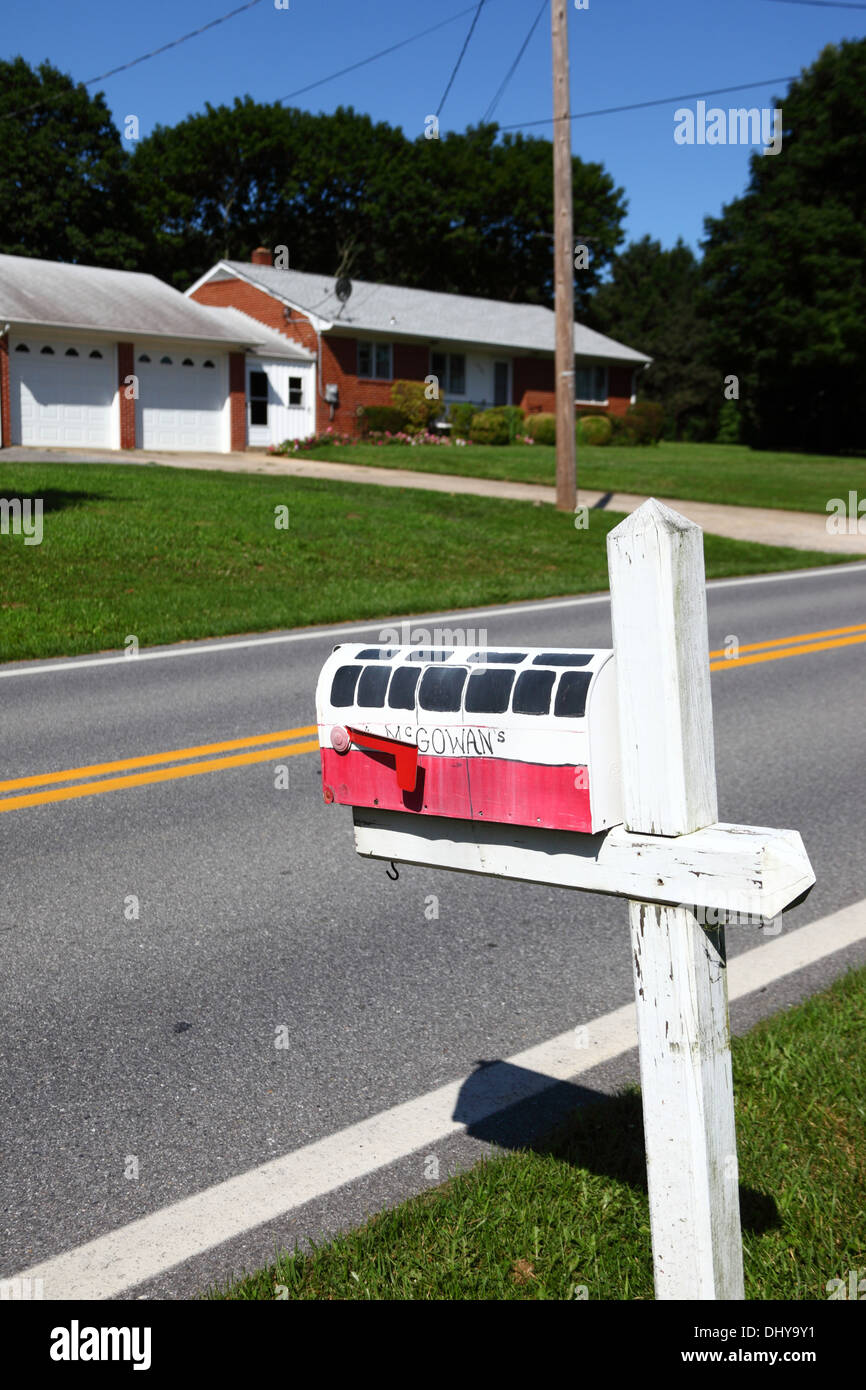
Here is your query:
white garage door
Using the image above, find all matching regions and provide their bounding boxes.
[136,350,226,451]
[10,338,114,447]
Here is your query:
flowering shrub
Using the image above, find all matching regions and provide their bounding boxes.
[268,427,469,453]
[268,426,354,455]
[367,430,456,446]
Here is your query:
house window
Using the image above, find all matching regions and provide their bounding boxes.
[249,370,268,426]
[182,358,194,366]
[138,354,151,363]
[288,376,303,406]
[65,347,79,357]
[160,355,172,365]
[89,350,103,359]
[357,340,392,379]
[575,365,608,404]
[14,344,29,352]
[203,360,215,368]
[40,345,55,354]
[431,351,466,395]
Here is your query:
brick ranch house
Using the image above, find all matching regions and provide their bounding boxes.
[187,248,651,442]
[0,249,650,452]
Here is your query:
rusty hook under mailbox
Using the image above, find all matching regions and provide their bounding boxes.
[386,861,400,881]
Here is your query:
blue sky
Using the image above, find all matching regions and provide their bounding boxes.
[5,0,865,258]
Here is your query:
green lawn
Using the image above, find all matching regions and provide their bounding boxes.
[211,965,866,1301]
[0,461,855,663]
[294,439,866,514]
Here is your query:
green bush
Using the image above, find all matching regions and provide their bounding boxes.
[524,412,556,446]
[495,404,525,442]
[469,410,511,446]
[716,399,741,445]
[358,404,407,435]
[609,414,640,446]
[449,402,477,438]
[390,379,441,435]
[626,401,664,444]
[577,414,612,446]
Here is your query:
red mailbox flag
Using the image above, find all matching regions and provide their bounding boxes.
[346,728,419,793]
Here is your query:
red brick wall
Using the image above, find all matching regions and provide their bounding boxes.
[117,342,136,448]
[0,334,10,448]
[228,353,246,450]
[191,278,318,355]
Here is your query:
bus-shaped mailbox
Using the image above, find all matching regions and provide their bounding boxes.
[316,645,623,834]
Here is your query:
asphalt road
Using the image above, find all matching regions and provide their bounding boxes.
[1,559,865,1298]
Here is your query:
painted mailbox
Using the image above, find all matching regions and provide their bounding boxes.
[315,500,818,1303]
[316,644,623,835]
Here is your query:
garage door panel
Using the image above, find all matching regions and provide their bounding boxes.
[11,341,114,447]
[136,353,226,452]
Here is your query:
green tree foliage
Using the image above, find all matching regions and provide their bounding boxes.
[0,59,627,307]
[588,236,718,439]
[700,40,866,453]
[0,58,141,267]
[129,101,626,302]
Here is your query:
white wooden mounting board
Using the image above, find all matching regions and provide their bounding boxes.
[353,808,815,921]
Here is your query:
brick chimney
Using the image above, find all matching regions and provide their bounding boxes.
[251,247,273,266]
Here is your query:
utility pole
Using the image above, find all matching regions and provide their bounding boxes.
[551,0,576,512]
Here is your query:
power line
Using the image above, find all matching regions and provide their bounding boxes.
[278,4,490,104]
[761,0,866,8]
[1,0,265,123]
[482,0,548,125]
[497,75,800,131]
[437,0,488,118]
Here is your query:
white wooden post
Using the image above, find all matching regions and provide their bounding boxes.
[607,498,745,1301]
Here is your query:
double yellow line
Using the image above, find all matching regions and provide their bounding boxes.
[0,726,319,814]
[1,621,863,815]
[709,620,866,670]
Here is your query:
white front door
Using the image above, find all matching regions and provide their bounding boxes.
[135,349,227,451]
[10,338,114,447]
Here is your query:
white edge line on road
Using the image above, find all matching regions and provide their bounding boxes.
[2,559,865,681]
[8,896,866,1300]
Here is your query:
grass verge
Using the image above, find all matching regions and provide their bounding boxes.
[0,460,856,663]
[211,965,866,1300]
[295,439,866,514]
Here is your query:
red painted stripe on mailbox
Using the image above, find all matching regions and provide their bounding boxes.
[320,749,593,834]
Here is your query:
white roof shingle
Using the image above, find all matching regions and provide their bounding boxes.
[0,255,259,346]
[215,261,651,364]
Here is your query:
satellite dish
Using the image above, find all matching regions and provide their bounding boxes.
[335,276,352,304]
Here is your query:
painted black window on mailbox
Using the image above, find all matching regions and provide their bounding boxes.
[465,668,516,714]
[467,651,525,665]
[357,665,390,708]
[512,669,555,715]
[532,652,593,666]
[387,666,421,710]
[330,664,362,706]
[554,670,593,718]
[419,666,468,713]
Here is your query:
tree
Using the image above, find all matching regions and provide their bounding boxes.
[700,40,866,453]
[0,57,141,266]
[129,102,627,303]
[588,236,718,439]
